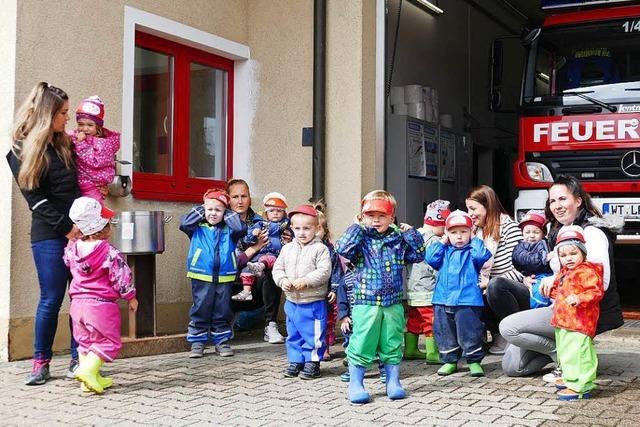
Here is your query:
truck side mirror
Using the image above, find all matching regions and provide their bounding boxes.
[489,39,504,111]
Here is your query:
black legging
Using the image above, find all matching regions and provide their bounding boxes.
[486,277,530,329]
[231,272,282,323]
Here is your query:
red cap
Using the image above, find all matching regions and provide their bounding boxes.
[519,210,546,231]
[203,189,230,207]
[361,199,394,216]
[288,204,318,218]
[445,210,473,230]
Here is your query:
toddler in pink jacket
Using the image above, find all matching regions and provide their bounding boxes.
[64,197,137,394]
[71,96,120,202]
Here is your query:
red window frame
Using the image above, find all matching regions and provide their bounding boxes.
[132,31,234,202]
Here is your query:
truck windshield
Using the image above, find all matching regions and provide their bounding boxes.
[523,17,640,106]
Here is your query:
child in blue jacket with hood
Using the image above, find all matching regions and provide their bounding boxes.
[180,189,247,358]
[426,210,492,377]
[336,190,425,404]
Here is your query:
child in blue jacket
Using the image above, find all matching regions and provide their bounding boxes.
[180,189,247,358]
[426,210,492,377]
[336,190,425,404]
[512,210,553,309]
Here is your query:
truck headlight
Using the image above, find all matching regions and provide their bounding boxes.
[526,162,553,182]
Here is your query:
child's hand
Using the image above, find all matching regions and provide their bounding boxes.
[546,252,555,262]
[327,291,336,304]
[399,223,412,232]
[353,214,362,225]
[440,234,449,245]
[292,279,307,290]
[340,317,352,334]
[565,294,580,306]
[129,298,139,313]
[252,228,261,236]
[76,131,86,142]
[523,275,535,288]
[281,279,293,291]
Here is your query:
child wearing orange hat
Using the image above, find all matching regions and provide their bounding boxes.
[179,189,247,358]
[70,96,120,202]
[233,192,292,302]
[425,210,493,377]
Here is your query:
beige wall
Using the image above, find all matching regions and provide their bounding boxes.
[6,0,378,360]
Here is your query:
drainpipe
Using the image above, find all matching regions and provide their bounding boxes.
[312,0,326,202]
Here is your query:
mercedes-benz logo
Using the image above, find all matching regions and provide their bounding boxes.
[621,151,640,178]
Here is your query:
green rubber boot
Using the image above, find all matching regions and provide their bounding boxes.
[424,337,442,365]
[79,353,113,392]
[468,362,484,377]
[403,333,426,360]
[437,362,458,376]
[75,352,104,394]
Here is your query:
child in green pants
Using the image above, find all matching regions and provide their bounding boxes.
[336,190,425,404]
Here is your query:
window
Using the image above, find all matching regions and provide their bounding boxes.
[132,31,233,201]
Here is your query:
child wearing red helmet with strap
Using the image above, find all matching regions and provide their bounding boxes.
[179,189,247,358]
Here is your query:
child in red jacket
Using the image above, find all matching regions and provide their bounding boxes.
[547,225,604,401]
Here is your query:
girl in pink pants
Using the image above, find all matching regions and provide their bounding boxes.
[65,197,137,394]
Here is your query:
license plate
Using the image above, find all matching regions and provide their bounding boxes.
[602,203,640,217]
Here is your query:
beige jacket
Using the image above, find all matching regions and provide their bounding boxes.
[272,237,331,304]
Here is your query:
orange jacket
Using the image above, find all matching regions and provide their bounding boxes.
[550,261,604,338]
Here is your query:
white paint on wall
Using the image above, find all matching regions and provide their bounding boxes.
[121,6,251,183]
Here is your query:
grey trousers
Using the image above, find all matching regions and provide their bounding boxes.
[499,306,556,377]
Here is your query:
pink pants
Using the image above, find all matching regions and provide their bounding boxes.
[70,299,122,362]
[79,181,105,203]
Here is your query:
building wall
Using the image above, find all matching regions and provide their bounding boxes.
[4,0,378,360]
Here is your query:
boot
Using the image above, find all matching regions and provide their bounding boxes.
[348,365,370,404]
[79,353,112,392]
[384,364,406,400]
[75,352,104,394]
[424,337,442,365]
[468,362,484,377]
[403,333,426,360]
[437,362,458,376]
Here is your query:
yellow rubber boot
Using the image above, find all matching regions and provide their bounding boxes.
[78,354,113,392]
[75,352,104,394]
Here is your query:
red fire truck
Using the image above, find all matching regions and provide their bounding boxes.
[492,0,640,307]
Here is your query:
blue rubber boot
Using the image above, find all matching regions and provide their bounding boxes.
[348,365,370,404]
[384,364,406,400]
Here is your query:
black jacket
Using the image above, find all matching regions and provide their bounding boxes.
[512,240,553,277]
[7,146,80,242]
[548,209,624,334]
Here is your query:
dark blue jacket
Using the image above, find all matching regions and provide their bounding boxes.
[512,240,553,277]
[179,206,247,283]
[427,237,492,307]
[243,218,291,256]
[337,267,355,320]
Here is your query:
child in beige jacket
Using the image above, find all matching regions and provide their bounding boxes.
[272,204,331,380]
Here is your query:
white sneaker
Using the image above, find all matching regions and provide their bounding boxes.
[488,333,508,355]
[543,367,562,383]
[264,321,284,344]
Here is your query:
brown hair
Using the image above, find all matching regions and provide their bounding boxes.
[466,185,508,242]
[226,178,249,194]
[12,82,74,190]
[310,199,332,241]
[546,175,601,235]
[81,222,112,241]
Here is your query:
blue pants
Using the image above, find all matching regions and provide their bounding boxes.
[285,300,327,363]
[188,279,233,345]
[433,304,484,364]
[31,238,78,361]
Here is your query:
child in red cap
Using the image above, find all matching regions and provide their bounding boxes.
[179,189,247,358]
[543,225,603,400]
[70,96,120,202]
[512,210,554,309]
[272,205,331,380]
[425,210,493,377]
[336,190,425,403]
[405,200,450,364]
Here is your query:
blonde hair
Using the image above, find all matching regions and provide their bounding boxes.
[12,82,74,190]
[310,199,332,241]
[466,185,508,242]
[361,190,397,210]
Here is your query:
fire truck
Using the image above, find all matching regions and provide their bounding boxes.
[491,0,640,307]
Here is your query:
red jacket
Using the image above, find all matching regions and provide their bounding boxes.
[550,261,604,338]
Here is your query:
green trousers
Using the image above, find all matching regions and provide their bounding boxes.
[555,328,598,393]
[347,304,404,368]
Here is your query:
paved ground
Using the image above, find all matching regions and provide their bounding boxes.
[2,330,640,426]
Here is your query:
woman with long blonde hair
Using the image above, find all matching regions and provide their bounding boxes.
[7,82,82,385]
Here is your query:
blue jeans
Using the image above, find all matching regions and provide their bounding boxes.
[31,238,78,361]
[433,304,484,364]
[187,279,233,345]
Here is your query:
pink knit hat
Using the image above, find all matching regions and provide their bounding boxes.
[76,95,105,126]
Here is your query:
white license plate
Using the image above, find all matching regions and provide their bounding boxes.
[602,203,640,217]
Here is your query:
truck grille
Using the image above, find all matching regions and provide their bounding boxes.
[526,150,639,181]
